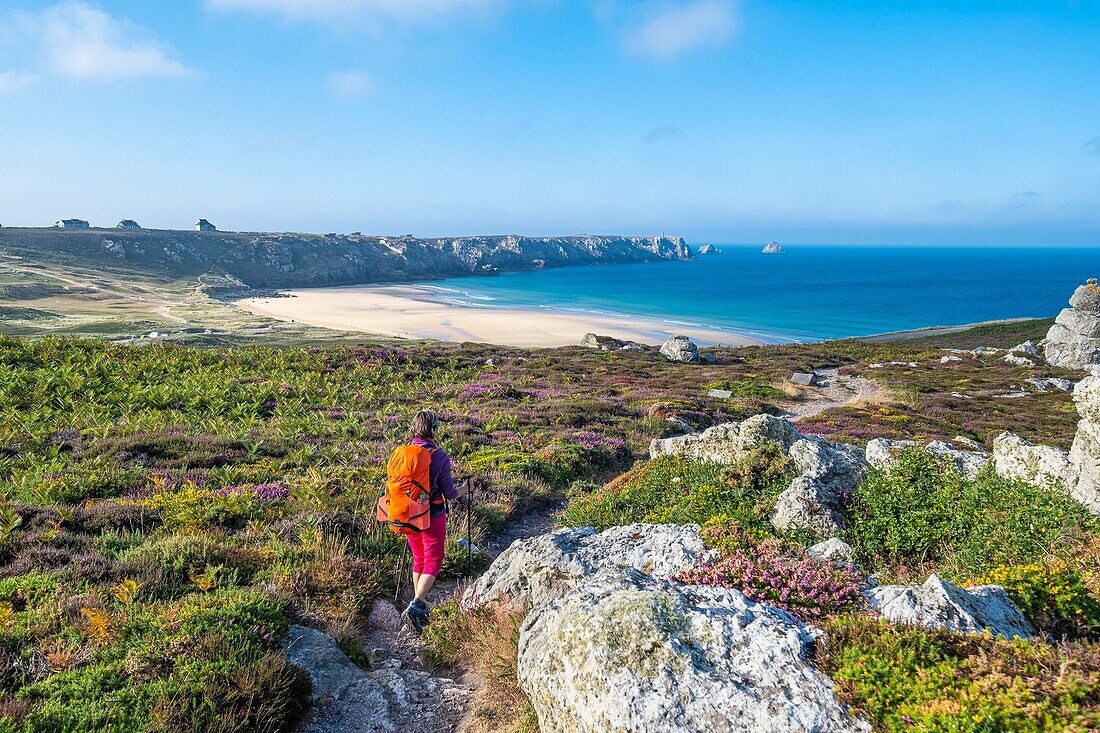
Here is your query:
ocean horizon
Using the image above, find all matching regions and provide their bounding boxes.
[427,244,1100,344]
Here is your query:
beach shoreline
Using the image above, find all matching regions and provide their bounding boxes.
[233,284,767,348]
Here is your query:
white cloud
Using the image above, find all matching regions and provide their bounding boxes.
[10,1,192,80]
[624,0,738,60]
[0,71,36,92]
[206,0,499,26]
[327,70,375,98]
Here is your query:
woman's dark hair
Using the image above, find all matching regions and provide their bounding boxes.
[410,410,440,440]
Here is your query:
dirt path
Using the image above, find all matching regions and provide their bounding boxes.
[782,367,890,421]
[357,501,563,732]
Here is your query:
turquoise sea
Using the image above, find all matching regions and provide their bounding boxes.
[428,245,1100,343]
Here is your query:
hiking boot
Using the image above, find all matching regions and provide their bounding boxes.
[401,599,430,635]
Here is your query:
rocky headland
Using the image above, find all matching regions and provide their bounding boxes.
[0,228,691,290]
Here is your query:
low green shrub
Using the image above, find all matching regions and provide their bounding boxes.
[559,444,791,535]
[817,615,1100,733]
[845,450,1097,580]
[968,563,1100,640]
[706,378,786,400]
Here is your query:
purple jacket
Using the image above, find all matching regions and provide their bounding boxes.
[412,437,457,515]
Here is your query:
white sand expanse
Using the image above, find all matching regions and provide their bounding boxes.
[234,284,763,348]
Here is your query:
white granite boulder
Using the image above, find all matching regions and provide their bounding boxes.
[808,538,855,565]
[518,568,869,733]
[867,575,1035,640]
[1044,278,1100,369]
[461,524,717,610]
[660,335,701,363]
[992,432,1074,489]
[1068,376,1100,514]
[650,414,801,463]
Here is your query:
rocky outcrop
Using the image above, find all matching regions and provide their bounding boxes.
[467,524,868,733]
[1026,377,1075,392]
[697,244,720,255]
[650,415,801,462]
[651,415,867,537]
[992,432,1074,489]
[283,625,395,733]
[867,575,1035,640]
[1043,278,1100,370]
[0,228,692,290]
[865,438,990,479]
[519,568,869,733]
[580,333,642,351]
[762,241,785,254]
[1069,376,1100,513]
[772,439,867,537]
[461,524,716,610]
[660,335,702,363]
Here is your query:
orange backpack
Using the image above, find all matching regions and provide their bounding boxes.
[376,444,438,534]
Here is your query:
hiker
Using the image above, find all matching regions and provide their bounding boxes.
[377,409,467,634]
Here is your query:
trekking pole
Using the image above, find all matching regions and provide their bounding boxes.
[465,476,474,570]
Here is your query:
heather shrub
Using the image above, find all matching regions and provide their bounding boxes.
[967,563,1100,639]
[274,555,380,629]
[846,450,1097,580]
[151,652,310,733]
[677,540,865,622]
[817,615,1100,733]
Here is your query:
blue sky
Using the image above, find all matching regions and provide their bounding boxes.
[0,0,1098,245]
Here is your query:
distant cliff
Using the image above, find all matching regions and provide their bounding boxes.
[0,229,691,289]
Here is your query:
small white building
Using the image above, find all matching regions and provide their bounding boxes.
[55,219,90,229]
[117,219,141,230]
[195,219,216,232]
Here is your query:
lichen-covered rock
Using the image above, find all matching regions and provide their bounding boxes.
[649,414,801,463]
[924,440,991,479]
[660,335,701,363]
[1069,376,1100,514]
[865,438,989,479]
[1044,278,1100,369]
[283,625,396,733]
[992,432,1074,489]
[864,438,918,471]
[1003,353,1036,367]
[581,333,637,351]
[651,415,865,537]
[867,575,1035,639]
[1009,341,1041,357]
[808,538,855,565]
[461,524,717,610]
[518,569,869,733]
[1025,377,1075,392]
[772,439,868,537]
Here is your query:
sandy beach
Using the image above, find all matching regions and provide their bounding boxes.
[234,284,764,348]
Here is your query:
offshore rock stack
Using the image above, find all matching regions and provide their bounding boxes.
[1043,278,1100,370]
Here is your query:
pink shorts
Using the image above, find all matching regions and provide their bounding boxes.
[407,512,447,576]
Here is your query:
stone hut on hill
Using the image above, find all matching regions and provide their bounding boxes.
[55,219,90,229]
[195,219,216,232]
[117,220,141,230]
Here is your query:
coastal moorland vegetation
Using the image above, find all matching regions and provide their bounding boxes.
[0,317,1095,732]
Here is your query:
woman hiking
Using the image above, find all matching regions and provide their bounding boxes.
[376,409,467,634]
